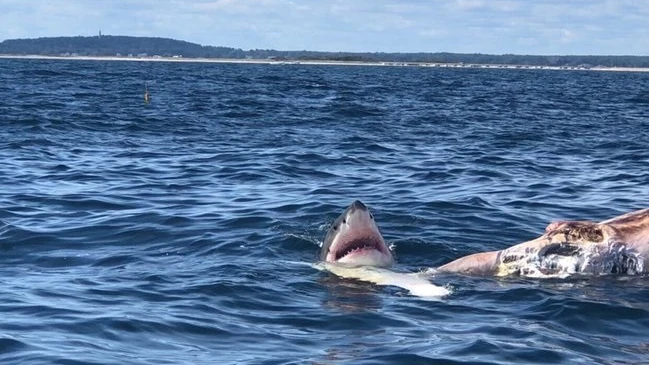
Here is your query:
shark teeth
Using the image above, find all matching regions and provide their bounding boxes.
[334,237,383,260]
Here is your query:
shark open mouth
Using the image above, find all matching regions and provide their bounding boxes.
[334,236,386,261]
[321,200,394,267]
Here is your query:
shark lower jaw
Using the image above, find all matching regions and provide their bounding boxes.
[336,249,393,267]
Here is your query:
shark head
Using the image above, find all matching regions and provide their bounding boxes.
[320,200,394,267]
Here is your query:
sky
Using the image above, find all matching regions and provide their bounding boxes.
[1,0,648,55]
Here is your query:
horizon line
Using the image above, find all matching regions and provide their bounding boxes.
[2,34,648,58]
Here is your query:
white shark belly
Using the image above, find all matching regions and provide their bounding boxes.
[316,263,451,299]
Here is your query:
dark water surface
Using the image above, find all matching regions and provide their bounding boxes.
[1,58,649,364]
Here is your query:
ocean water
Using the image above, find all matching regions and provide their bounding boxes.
[1,58,649,364]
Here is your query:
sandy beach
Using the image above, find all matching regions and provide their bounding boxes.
[2,54,649,72]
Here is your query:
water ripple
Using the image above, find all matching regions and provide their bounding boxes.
[1,59,649,364]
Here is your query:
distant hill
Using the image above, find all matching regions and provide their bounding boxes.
[0,35,244,58]
[1,35,649,67]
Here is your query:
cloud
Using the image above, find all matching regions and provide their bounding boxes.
[451,0,520,12]
[453,0,485,11]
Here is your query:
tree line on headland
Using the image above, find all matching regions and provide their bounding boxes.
[1,35,648,68]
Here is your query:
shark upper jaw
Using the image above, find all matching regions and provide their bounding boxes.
[321,201,394,268]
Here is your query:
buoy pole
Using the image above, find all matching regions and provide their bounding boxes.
[144,83,150,103]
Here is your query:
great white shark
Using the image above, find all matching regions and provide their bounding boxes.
[321,201,649,278]
[318,200,449,298]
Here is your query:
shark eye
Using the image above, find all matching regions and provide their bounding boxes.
[369,213,374,220]
[342,219,347,224]
[332,225,338,231]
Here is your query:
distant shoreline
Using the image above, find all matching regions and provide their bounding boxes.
[2,54,649,73]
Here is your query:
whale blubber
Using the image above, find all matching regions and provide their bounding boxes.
[547,221,604,243]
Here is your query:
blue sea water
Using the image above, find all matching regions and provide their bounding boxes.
[1,58,649,364]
